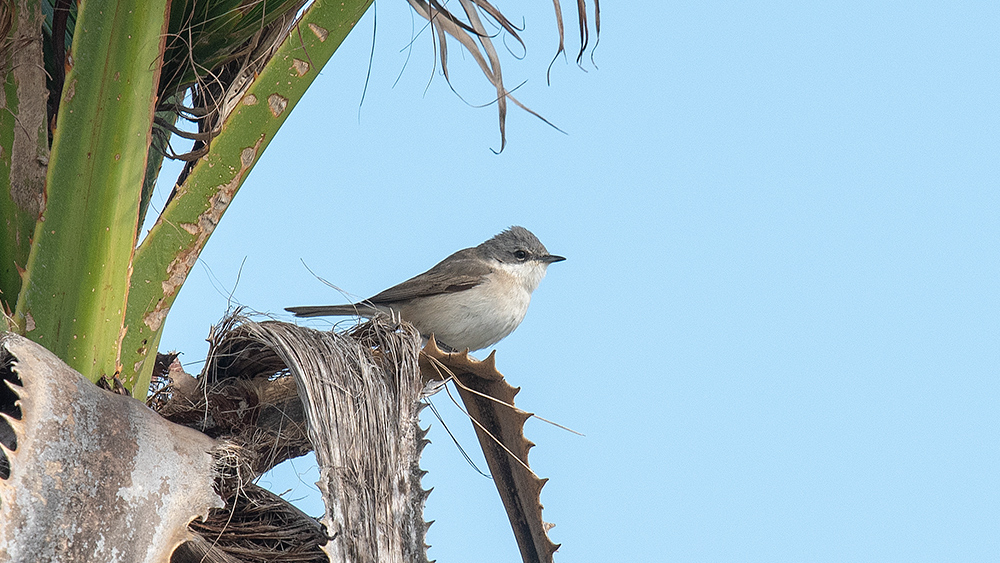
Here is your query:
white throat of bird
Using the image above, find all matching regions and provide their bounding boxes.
[496,259,550,294]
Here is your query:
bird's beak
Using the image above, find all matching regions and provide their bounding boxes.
[542,254,566,263]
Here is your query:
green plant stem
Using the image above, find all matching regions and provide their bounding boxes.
[14,0,170,381]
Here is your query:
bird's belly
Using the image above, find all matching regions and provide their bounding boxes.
[396,285,531,351]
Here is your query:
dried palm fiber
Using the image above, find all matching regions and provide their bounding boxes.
[406,0,600,150]
[191,313,431,563]
[171,483,328,563]
[149,314,313,476]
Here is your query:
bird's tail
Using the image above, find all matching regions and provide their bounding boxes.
[285,304,379,318]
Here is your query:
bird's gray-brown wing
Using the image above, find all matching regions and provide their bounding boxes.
[285,248,491,318]
[366,248,492,304]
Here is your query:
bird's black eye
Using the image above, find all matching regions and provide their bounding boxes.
[513,250,528,261]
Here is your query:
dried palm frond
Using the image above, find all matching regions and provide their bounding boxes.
[159,0,309,162]
[173,483,329,563]
[408,0,601,150]
[150,315,313,476]
[153,312,432,563]
[244,317,430,563]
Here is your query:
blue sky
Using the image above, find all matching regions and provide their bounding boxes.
[152,1,999,561]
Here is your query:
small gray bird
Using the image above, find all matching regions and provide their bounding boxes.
[286,226,564,351]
